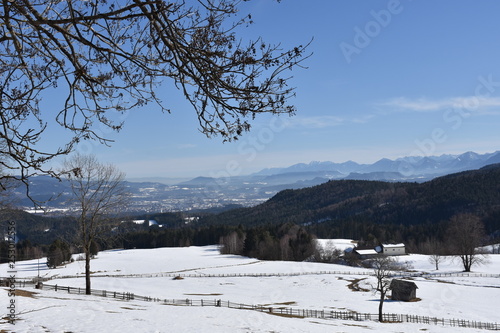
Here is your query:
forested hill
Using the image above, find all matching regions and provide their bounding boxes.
[201,164,500,241]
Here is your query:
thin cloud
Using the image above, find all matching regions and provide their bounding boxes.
[351,114,376,123]
[379,96,500,113]
[176,143,197,149]
[287,114,374,129]
[288,115,344,128]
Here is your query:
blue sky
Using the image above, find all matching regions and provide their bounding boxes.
[46,0,500,179]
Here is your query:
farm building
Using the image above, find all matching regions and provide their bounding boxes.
[345,242,406,259]
[381,243,405,256]
[352,248,379,259]
[390,279,418,301]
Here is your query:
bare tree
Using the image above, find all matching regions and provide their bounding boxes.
[370,255,406,322]
[313,240,342,263]
[429,253,446,271]
[424,238,447,271]
[447,213,488,272]
[63,153,129,294]
[219,230,245,255]
[0,0,309,189]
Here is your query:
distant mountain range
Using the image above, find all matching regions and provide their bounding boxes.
[254,151,500,182]
[11,150,500,213]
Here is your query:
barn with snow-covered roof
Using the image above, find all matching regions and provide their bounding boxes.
[381,243,405,256]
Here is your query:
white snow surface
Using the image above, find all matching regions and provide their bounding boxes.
[1,240,500,333]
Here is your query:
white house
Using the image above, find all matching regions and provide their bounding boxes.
[381,243,405,256]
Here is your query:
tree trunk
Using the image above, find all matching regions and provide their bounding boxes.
[85,250,91,295]
[462,254,472,272]
[378,290,385,322]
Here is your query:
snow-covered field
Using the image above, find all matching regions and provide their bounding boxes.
[2,242,500,333]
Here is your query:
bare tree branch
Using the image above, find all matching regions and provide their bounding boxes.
[0,0,310,191]
[447,213,489,272]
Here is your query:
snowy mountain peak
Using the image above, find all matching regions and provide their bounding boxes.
[253,150,500,181]
[457,151,480,161]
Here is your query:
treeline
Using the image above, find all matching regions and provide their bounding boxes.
[121,225,231,249]
[219,223,315,261]
[1,221,316,264]
[306,218,451,253]
[0,239,45,263]
[0,238,73,267]
[120,223,316,262]
[0,209,79,245]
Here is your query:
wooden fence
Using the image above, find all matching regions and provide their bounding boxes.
[20,270,499,282]
[0,278,31,288]
[417,272,500,278]
[42,283,500,331]
[50,270,374,280]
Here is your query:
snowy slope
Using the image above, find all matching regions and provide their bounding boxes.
[1,243,500,333]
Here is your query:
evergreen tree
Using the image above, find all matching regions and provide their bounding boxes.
[46,239,71,268]
[89,240,99,258]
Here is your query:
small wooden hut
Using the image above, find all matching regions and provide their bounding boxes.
[389,279,418,301]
